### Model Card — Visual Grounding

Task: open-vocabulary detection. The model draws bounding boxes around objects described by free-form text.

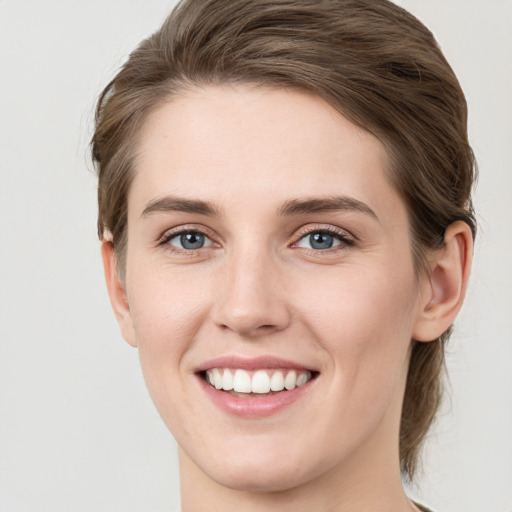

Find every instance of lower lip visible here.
[198,375,316,418]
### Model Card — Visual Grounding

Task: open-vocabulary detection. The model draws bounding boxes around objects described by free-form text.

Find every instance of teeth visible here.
[284,370,297,390]
[205,368,312,394]
[251,370,271,393]
[270,371,285,391]
[296,371,309,387]
[222,368,234,390]
[233,369,252,393]
[213,368,223,390]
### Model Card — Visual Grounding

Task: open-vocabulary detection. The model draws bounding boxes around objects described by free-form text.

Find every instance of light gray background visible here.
[0,1,510,511]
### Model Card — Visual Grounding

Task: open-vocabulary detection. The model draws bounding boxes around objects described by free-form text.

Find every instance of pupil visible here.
[181,233,204,250]
[310,232,333,250]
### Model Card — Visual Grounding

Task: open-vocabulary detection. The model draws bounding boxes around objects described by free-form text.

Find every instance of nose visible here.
[212,248,292,338]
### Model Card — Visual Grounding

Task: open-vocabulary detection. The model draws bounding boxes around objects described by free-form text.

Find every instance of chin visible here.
[213,468,308,494]
[198,450,323,494]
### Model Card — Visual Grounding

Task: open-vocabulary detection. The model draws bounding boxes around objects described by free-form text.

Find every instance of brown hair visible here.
[91,0,476,481]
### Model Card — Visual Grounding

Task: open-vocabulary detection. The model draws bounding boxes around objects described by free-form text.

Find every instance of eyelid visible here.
[291,224,355,251]
[158,224,220,250]
[293,224,354,241]
[156,223,355,255]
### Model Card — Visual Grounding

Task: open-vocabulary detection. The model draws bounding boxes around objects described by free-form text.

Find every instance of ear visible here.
[101,240,137,347]
[413,221,473,342]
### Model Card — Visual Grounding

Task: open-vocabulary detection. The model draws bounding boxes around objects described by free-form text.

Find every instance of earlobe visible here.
[101,241,137,347]
[413,221,473,342]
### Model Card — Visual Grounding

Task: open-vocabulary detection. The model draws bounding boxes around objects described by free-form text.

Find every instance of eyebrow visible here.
[140,194,378,221]
[141,196,221,218]
[277,195,378,221]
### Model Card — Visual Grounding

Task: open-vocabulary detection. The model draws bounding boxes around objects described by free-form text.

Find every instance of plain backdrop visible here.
[0,1,510,511]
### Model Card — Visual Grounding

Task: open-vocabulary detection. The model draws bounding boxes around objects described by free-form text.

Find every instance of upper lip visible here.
[195,355,318,373]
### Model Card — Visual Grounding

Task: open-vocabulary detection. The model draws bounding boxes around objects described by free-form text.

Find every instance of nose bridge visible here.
[213,241,290,336]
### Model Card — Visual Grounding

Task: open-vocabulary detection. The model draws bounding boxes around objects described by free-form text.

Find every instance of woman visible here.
[92,1,476,510]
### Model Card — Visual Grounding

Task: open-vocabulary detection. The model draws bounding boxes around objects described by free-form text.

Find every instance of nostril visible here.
[216,317,287,337]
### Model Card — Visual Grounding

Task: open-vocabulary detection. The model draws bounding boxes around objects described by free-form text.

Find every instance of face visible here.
[115,85,430,492]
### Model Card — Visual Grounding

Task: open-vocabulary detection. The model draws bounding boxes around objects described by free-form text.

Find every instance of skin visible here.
[102,85,472,512]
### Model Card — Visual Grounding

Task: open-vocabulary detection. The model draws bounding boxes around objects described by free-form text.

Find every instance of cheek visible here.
[128,258,208,337]
[288,263,419,456]
[125,264,209,385]
[295,260,418,384]
[125,267,213,438]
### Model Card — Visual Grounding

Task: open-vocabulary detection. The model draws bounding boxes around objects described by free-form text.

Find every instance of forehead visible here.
[130,85,403,224]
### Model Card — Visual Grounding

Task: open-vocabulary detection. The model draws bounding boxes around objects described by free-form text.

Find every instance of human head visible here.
[92,0,476,481]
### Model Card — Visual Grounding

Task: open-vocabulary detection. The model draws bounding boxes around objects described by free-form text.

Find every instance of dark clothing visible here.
[414,502,434,512]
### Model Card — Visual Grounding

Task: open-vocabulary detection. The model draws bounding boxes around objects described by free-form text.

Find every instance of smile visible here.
[196,356,319,417]
[205,368,313,395]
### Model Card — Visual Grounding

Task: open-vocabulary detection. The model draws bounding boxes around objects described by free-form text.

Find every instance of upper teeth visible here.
[205,368,312,394]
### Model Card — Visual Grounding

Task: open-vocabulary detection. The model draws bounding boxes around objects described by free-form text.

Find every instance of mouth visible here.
[195,356,319,417]
[201,367,317,396]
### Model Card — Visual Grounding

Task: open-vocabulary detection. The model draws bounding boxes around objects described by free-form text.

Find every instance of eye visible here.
[295,229,352,251]
[165,231,213,250]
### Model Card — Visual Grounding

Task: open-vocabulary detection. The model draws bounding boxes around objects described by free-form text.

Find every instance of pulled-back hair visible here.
[91,0,476,481]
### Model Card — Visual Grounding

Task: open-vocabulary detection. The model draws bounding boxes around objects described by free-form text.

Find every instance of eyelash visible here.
[292,225,355,254]
[158,226,217,256]
[158,225,355,255]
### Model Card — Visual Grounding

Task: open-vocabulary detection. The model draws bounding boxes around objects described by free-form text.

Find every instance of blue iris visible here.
[309,232,334,250]
[180,232,205,250]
